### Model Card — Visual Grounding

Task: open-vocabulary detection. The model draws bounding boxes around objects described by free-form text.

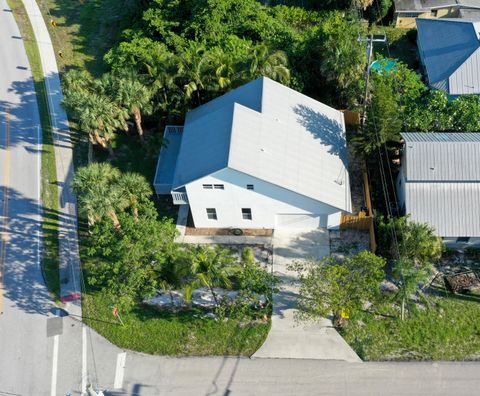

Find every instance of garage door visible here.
[275,214,327,230]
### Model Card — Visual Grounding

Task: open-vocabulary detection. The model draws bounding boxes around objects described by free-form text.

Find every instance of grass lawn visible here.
[38,0,134,75]
[7,0,60,302]
[340,294,480,361]
[83,289,271,356]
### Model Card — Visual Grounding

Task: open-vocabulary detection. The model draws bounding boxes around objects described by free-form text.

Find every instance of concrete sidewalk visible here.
[22,0,82,316]
[253,228,361,362]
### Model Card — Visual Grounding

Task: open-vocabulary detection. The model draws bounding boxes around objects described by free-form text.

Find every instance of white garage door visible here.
[275,214,327,230]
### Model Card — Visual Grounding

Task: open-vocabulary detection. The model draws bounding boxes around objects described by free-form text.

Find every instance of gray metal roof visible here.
[171,77,352,212]
[401,132,480,237]
[402,132,480,142]
[405,182,480,236]
[416,18,480,95]
[402,133,480,181]
[395,0,480,11]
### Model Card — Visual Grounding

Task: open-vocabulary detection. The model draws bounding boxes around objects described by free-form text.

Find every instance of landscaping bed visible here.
[83,290,270,356]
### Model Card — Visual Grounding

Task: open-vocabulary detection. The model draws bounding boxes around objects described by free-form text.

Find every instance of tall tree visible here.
[114,71,155,141]
[117,172,153,220]
[248,44,290,84]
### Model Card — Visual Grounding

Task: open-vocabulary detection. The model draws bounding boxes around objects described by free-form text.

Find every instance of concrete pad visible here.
[253,228,361,362]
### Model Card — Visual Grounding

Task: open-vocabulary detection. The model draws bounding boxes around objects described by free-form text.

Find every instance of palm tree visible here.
[177,42,213,106]
[145,53,183,115]
[114,74,154,141]
[248,44,291,84]
[191,246,235,306]
[72,162,121,194]
[393,257,433,321]
[76,184,127,229]
[77,93,128,159]
[61,69,93,94]
[117,172,152,220]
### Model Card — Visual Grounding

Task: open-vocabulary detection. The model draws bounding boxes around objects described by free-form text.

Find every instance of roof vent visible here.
[430,166,435,171]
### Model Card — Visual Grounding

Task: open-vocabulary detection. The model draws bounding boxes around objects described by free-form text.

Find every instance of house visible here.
[416,18,480,96]
[397,132,480,246]
[153,77,352,230]
[394,0,480,28]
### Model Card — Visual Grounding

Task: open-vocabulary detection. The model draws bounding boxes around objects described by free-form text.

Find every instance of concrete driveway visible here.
[253,228,361,361]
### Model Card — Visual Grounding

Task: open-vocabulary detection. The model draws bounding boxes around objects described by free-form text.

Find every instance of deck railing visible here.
[165,125,184,134]
[172,191,189,205]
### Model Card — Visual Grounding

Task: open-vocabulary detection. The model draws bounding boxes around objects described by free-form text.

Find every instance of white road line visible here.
[50,335,59,396]
[36,124,41,270]
[82,325,87,395]
[113,352,127,389]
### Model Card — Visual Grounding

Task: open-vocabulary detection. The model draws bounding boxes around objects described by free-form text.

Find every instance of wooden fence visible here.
[340,109,361,126]
[340,168,377,253]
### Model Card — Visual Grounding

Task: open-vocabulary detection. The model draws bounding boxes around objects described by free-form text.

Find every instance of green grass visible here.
[7,0,60,302]
[83,289,270,356]
[340,295,480,360]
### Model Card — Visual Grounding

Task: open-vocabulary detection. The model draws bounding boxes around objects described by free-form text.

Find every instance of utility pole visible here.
[357,34,387,126]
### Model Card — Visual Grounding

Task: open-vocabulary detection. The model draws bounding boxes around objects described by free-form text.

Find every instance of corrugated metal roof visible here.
[171,77,352,212]
[405,182,480,237]
[416,18,480,95]
[449,47,480,94]
[402,132,480,142]
[402,133,480,181]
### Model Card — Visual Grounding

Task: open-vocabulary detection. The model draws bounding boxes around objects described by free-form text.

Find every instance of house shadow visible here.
[293,104,348,167]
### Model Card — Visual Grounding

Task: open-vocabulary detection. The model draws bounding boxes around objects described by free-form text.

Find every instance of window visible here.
[206,208,217,220]
[202,184,213,189]
[242,208,252,220]
[213,184,224,190]
[246,184,254,190]
[456,237,470,243]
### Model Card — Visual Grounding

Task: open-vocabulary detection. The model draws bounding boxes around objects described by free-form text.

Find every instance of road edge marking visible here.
[50,309,60,396]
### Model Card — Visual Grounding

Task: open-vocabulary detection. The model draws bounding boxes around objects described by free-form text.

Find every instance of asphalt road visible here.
[0,3,52,394]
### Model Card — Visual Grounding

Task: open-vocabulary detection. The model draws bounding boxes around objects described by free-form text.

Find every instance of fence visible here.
[340,109,361,126]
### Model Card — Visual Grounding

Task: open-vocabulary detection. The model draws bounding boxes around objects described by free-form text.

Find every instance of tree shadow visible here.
[293,103,348,167]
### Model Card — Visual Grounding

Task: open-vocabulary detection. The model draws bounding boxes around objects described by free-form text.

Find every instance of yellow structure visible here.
[394,0,480,29]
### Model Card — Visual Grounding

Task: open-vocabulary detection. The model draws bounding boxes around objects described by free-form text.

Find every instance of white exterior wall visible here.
[185,168,343,229]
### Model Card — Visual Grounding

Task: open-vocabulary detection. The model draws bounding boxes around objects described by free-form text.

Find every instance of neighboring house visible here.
[416,18,480,96]
[397,132,480,247]
[153,77,352,230]
[394,0,480,28]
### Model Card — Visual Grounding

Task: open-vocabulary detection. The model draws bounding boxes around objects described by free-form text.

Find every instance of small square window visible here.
[242,208,252,220]
[203,184,213,189]
[206,208,217,220]
[246,184,254,190]
[214,184,224,190]
[456,237,470,243]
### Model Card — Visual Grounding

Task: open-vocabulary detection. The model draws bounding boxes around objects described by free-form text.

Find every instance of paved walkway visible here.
[22,0,81,316]
[253,228,361,361]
